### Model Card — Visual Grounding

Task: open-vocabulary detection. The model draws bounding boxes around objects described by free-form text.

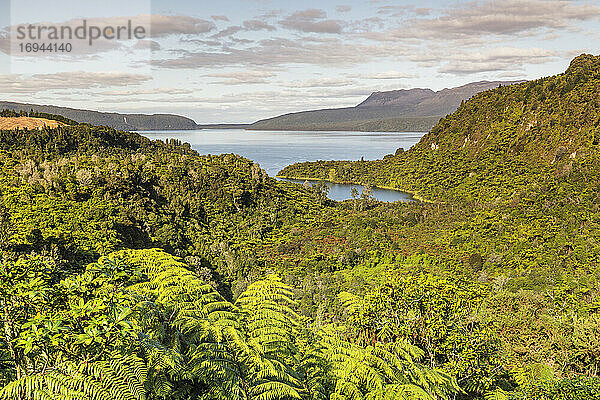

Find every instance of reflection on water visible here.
[278,178,414,203]
[139,129,426,177]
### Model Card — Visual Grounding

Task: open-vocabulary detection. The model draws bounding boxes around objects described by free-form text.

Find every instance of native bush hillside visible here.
[279,54,600,203]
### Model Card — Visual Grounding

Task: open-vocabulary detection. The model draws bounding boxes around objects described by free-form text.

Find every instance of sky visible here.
[0,0,599,123]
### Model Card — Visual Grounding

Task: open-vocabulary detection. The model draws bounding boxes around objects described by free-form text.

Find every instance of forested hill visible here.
[0,101,199,130]
[279,54,600,203]
[0,119,467,400]
[3,60,600,398]
[248,80,521,132]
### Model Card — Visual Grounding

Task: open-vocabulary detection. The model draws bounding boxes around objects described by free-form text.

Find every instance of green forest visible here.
[1,54,600,400]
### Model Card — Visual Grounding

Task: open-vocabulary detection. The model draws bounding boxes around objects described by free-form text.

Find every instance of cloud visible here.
[280,9,344,33]
[413,0,600,38]
[0,14,216,57]
[152,37,397,68]
[150,15,216,36]
[376,5,414,16]
[0,71,151,94]
[211,15,230,22]
[364,0,600,44]
[133,39,161,50]
[283,77,355,88]
[243,20,277,31]
[97,88,193,96]
[363,71,415,79]
[7,15,216,39]
[209,20,276,39]
[438,47,558,74]
[205,70,277,85]
[336,5,352,12]
[182,38,222,47]
[347,17,386,32]
[211,26,245,38]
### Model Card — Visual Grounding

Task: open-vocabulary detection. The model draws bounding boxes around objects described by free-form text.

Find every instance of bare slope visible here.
[0,116,66,130]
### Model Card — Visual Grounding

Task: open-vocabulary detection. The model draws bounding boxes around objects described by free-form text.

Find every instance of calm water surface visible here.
[139,129,425,202]
[279,178,415,202]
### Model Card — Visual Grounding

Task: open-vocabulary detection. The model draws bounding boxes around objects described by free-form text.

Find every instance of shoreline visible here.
[276,174,434,203]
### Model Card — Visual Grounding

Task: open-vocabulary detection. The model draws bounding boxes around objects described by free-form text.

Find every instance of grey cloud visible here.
[182,38,222,46]
[347,17,386,32]
[414,0,600,38]
[205,70,277,85]
[0,15,216,57]
[211,26,245,39]
[497,71,527,78]
[97,88,193,96]
[6,15,216,38]
[256,10,284,20]
[243,20,277,31]
[377,5,431,16]
[0,71,151,94]
[363,71,415,79]
[211,15,230,22]
[365,0,600,43]
[414,8,431,16]
[336,5,352,12]
[209,20,276,40]
[0,30,8,54]
[280,9,344,34]
[376,5,414,16]
[152,37,397,68]
[439,47,557,74]
[230,38,254,45]
[282,77,356,88]
[133,39,161,50]
[150,15,216,36]
[91,96,210,104]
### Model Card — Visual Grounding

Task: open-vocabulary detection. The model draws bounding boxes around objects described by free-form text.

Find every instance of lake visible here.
[139,129,426,202]
[278,178,415,202]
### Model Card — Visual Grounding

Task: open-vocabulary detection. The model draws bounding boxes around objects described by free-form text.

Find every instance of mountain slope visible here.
[249,80,522,132]
[0,101,198,130]
[279,54,600,202]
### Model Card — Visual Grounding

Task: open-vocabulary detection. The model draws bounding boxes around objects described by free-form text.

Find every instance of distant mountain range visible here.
[1,80,523,133]
[0,101,198,131]
[248,80,524,132]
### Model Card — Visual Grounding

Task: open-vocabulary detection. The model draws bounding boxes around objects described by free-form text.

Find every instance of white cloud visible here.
[0,71,151,93]
[364,71,415,79]
[439,47,558,74]
[283,77,356,88]
[211,15,230,22]
[410,0,600,39]
[205,70,277,85]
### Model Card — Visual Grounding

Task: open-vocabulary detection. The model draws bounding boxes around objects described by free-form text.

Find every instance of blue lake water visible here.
[278,178,415,202]
[139,129,426,202]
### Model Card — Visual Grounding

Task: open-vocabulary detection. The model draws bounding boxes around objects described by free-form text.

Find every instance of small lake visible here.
[139,129,425,202]
[279,178,415,203]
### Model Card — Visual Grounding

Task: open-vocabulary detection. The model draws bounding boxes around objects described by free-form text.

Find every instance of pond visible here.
[278,178,414,203]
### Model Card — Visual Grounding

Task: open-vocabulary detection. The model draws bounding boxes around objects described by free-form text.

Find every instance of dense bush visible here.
[1,55,600,399]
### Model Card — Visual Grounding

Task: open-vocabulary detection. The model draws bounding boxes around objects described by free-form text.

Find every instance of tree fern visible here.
[484,389,509,400]
[1,249,465,400]
[310,326,459,400]
[235,275,305,400]
[0,352,148,400]
[511,363,553,388]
